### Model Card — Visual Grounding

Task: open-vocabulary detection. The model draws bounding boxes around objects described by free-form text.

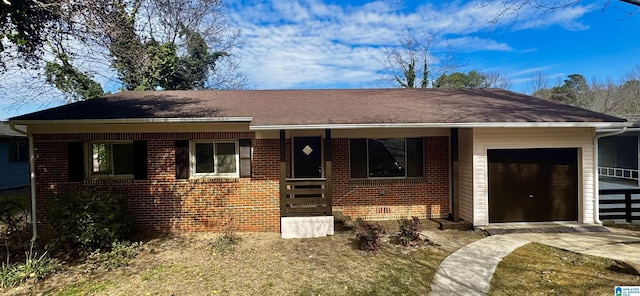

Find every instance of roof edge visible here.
[8,117,254,125]
[249,122,631,130]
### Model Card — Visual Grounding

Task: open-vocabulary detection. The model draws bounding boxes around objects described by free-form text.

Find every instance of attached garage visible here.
[488,148,578,223]
[457,127,603,226]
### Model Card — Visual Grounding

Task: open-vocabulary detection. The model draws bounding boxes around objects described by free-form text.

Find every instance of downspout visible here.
[593,127,627,224]
[9,123,37,243]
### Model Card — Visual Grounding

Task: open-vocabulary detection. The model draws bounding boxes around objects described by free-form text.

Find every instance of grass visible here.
[5,217,638,295]
[0,222,483,296]
[490,242,640,296]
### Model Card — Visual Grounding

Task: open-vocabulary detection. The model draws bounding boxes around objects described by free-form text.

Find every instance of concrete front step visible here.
[281,216,334,239]
[433,218,473,231]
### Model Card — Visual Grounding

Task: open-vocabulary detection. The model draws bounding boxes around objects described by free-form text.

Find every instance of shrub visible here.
[209,218,242,255]
[209,233,242,255]
[0,247,57,288]
[47,190,132,255]
[0,194,32,256]
[89,240,140,270]
[354,219,385,252]
[397,217,422,247]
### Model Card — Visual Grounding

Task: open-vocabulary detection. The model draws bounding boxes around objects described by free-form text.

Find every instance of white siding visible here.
[471,127,595,225]
[457,128,474,223]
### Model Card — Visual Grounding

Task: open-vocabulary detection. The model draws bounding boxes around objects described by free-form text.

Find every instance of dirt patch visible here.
[2,225,484,296]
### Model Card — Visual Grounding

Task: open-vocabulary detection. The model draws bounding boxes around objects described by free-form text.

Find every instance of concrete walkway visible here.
[430,230,640,296]
[429,235,529,296]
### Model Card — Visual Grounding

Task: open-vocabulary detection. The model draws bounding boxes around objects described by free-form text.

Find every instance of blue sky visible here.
[2,0,640,120]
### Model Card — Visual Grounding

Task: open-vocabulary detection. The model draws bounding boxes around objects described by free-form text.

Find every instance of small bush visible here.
[209,232,242,255]
[354,219,385,252]
[209,217,242,255]
[47,190,132,255]
[397,217,422,247]
[0,194,32,255]
[89,240,140,270]
[0,248,57,288]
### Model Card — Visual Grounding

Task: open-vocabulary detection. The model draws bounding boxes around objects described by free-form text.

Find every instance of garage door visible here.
[488,148,578,223]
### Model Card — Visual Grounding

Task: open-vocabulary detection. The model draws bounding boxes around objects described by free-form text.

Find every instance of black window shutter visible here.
[133,141,148,180]
[67,142,85,182]
[349,139,367,178]
[239,139,252,178]
[175,140,189,179]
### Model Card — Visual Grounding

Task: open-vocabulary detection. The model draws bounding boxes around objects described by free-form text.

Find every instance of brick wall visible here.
[33,132,280,237]
[331,136,450,220]
[33,132,450,237]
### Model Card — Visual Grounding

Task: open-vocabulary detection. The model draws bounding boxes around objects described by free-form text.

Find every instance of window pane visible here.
[18,142,28,162]
[349,139,367,178]
[112,143,135,175]
[92,144,112,174]
[406,138,424,177]
[216,143,237,174]
[195,143,214,173]
[368,139,405,177]
[8,142,18,162]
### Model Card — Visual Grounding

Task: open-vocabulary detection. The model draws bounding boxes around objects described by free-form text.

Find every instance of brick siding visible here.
[33,133,280,238]
[33,132,450,237]
[331,136,450,220]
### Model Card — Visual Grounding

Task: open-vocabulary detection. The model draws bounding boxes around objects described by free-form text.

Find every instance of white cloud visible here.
[441,37,513,52]
[227,0,593,89]
[510,65,560,77]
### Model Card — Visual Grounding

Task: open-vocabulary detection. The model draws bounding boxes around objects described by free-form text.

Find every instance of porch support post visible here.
[280,130,287,217]
[451,128,460,222]
[325,129,333,216]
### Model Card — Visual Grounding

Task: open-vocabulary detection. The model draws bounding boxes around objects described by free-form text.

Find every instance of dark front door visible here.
[293,137,322,178]
[488,148,578,223]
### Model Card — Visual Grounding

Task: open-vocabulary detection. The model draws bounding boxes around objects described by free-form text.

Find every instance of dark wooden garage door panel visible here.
[488,149,578,223]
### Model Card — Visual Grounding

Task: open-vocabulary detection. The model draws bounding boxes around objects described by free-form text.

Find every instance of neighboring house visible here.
[0,123,29,190]
[8,89,627,238]
[598,115,640,187]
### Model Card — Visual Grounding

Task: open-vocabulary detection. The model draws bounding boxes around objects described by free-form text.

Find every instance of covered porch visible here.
[279,129,335,238]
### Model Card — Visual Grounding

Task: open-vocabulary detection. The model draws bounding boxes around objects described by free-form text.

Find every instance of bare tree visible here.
[587,77,622,114]
[619,66,640,113]
[528,71,550,97]
[528,67,640,116]
[385,31,433,88]
[478,0,640,27]
[384,31,465,88]
[483,71,512,89]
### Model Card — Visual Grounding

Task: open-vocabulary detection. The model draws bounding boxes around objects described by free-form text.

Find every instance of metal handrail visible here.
[598,166,639,180]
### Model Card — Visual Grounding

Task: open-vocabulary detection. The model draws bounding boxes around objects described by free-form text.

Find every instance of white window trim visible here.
[349,138,424,180]
[85,141,135,179]
[189,140,240,179]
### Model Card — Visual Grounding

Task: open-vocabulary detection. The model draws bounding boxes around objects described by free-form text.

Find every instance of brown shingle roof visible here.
[10,88,625,126]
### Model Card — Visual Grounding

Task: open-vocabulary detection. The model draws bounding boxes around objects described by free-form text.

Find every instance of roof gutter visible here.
[9,117,254,125]
[250,122,629,130]
[8,124,37,244]
[593,127,628,225]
